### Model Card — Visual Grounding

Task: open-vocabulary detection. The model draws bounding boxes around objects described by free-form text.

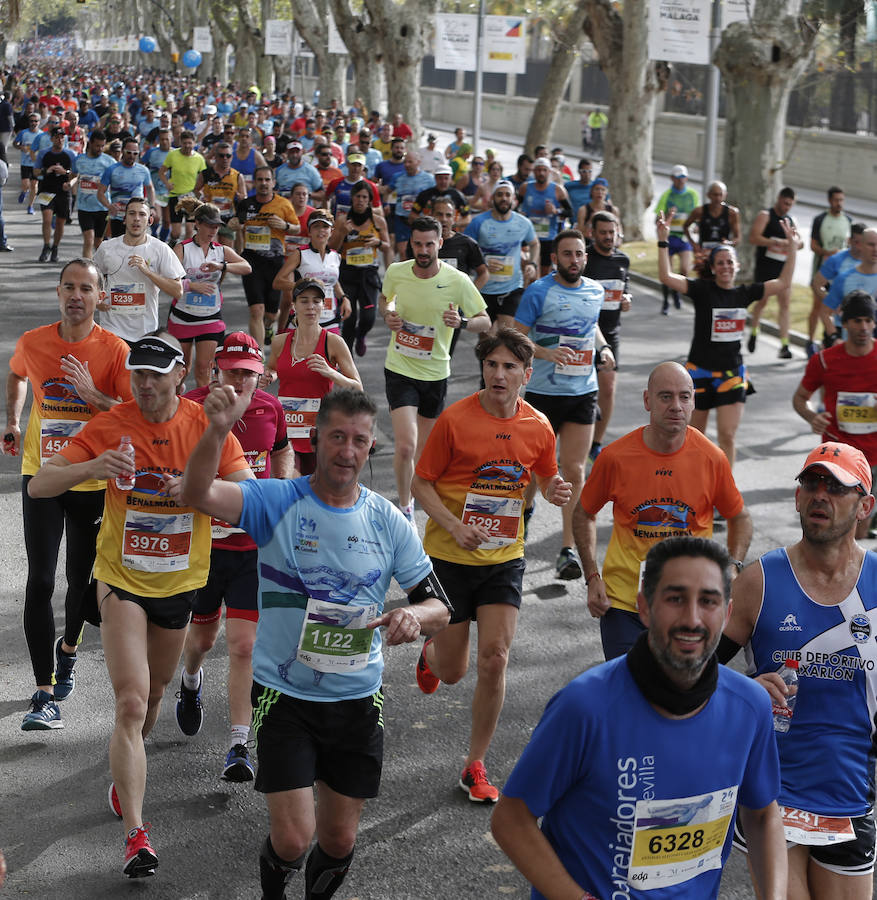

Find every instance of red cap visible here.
[215,331,264,373]
[797,442,872,493]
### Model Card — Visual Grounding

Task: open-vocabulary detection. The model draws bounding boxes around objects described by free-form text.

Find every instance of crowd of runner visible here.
[2,55,877,900]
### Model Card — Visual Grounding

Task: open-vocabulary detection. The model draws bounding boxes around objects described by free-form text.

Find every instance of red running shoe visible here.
[123,823,158,878]
[415,639,440,694]
[459,761,499,803]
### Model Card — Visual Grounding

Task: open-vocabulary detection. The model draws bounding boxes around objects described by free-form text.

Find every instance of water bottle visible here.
[772,659,799,733]
[115,435,136,490]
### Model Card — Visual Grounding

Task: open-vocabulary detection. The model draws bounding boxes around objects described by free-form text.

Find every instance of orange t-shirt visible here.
[415,393,557,565]
[579,426,744,613]
[10,323,132,489]
[61,397,248,596]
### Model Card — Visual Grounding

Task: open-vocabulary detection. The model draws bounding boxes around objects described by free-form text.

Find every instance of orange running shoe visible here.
[123,823,158,878]
[459,760,499,803]
[415,639,440,694]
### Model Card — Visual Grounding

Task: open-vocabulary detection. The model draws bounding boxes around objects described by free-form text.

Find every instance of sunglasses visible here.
[798,473,866,497]
[216,153,232,158]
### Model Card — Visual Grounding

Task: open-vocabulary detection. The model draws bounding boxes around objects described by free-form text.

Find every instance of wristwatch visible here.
[730,558,745,573]
[457,315,468,331]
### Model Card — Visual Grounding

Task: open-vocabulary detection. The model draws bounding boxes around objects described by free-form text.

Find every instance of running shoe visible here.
[459,761,499,803]
[27,205,35,215]
[50,246,59,263]
[673,292,681,310]
[108,782,122,818]
[747,332,757,353]
[38,246,50,262]
[355,335,367,357]
[53,637,77,701]
[806,341,820,359]
[123,824,158,878]
[660,300,669,316]
[21,689,63,730]
[175,671,204,736]
[0,244,13,252]
[555,546,583,581]
[222,743,255,782]
[18,191,25,203]
[778,345,792,359]
[415,639,440,694]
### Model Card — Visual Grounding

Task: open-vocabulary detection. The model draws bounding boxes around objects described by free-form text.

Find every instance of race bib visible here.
[78,176,100,197]
[400,194,415,213]
[462,492,522,549]
[599,279,625,312]
[109,282,146,313]
[394,321,436,359]
[212,195,232,213]
[554,335,594,376]
[627,786,738,890]
[37,191,56,205]
[765,246,788,262]
[711,307,746,342]
[346,246,377,267]
[122,510,193,572]
[40,418,85,464]
[285,233,309,253]
[441,256,459,269]
[530,216,550,238]
[836,392,877,434]
[486,254,514,282]
[780,806,856,846]
[179,289,221,316]
[245,226,271,252]
[296,597,377,673]
[280,396,320,440]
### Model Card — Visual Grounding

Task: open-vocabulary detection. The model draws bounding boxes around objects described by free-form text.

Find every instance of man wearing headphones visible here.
[180,386,451,900]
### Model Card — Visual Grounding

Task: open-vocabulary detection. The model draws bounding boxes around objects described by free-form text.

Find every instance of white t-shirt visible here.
[93,234,186,341]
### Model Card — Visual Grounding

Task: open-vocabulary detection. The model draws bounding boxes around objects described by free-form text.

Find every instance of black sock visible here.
[305,843,354,900]
[661,284,669,303]
[259,836,304,900]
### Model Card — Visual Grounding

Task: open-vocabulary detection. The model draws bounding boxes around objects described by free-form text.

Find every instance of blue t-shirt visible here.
[465,211,536,295]
[520,181,562,242]
[274,161,322,196]
[819,248,858,284]
[73,152,117,212]
[749,548,877,817]
[374,159,406,196]
[31,131,56,160]
[101,161,152,218]
[392,171,436,238]
[13,127,41,158]
[239,477,432,702]
[824,267,877,312]
[516,275,604,396]
[142,147,170,196]
[503,657,779,900]
[566,178,597,220]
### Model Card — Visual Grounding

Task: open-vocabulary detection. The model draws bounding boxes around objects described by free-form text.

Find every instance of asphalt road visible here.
[0,162,867,899]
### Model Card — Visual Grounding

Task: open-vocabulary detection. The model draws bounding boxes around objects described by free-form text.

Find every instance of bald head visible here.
[647,361,692,394]
[644,362,695,441]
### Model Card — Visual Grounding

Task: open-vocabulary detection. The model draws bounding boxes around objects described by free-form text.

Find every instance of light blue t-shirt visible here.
[240,477,432,702]
[392,171,436,238]
[101,161,152,219]
[503,658,780,900]
[819,248,857,283]
[274,161,323,196]
[516,275,604,396]
[824,267,877,312]
[520,181,562,242]
[73,152,117,212]
[465,211,536,295]
[142,147,170,196]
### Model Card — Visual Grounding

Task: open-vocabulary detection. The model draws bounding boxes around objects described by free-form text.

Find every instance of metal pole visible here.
[472,0,485,156]
[290,22,297,97]
[701,0,722,187]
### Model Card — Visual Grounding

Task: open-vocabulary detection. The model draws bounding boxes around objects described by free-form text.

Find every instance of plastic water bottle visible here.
[115,435,136,490]
[772,659,799,733]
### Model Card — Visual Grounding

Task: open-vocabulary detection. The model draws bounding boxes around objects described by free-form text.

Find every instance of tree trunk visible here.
[329,0,387,111]
[582,0,670,240]
[363,0,437,141]
[524,13,588,156]
[714,0,818,273]
[290,0,347,105]
[829,1,858,133]
[234,20,258,86]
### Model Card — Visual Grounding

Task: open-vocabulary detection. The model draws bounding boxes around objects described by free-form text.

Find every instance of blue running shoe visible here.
[175,671,203,736]
[53,637,77,701]
[222,744,255,782]
[21,689,63,730]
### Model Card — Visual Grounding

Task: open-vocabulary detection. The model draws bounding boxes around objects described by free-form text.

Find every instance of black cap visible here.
[841,290,877,322]
[126,336,185,373]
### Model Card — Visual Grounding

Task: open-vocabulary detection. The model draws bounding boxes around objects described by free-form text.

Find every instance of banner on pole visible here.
[265,19,292,56]
[483,16,527,74]
[434,14,476,70]
[193,26,213,54]
[648,0,711,64]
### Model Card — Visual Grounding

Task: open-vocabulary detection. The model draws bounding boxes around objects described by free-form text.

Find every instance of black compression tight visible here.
[21,476,104,685]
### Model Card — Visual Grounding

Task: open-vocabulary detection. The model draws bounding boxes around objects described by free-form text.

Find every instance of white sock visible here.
[230,725,250,748]
[182,667,202,690]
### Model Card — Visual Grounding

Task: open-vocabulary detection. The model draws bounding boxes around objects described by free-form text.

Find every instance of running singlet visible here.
[60,398,248,596]
[381,260,486,382]
[801,343,877,462]
[240,477,432,701]
[754,208,795,276]
[276,329,336,453]
[465,211,536,295]
[170,239,225,327]
[185,386,287,551]
[516,274,604,396]
[502,657,779,900]
[297,246,342,328]
[584,248,631,336]
[698,205,732,248]
[415,393,557,566]
[685,279,764,371]
[10,323,132,487]
[579,426,743,613]
[749,548,877,817]
[200,166,241,221]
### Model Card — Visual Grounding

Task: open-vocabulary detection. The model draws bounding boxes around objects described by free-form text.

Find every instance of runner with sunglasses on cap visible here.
[27,331,252,879]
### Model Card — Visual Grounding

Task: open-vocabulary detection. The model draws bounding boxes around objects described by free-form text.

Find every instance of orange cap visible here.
[797,442,872,493]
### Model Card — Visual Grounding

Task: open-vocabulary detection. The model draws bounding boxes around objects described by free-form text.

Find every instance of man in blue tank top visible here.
[492,536,785,900]
[722,442,877,897]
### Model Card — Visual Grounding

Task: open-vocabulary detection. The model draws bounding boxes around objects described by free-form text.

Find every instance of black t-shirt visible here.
[584,248,630,333]
[406,232,484,276]
[38,149,74,193]
[412,186,469,217]
[686,279,764,370]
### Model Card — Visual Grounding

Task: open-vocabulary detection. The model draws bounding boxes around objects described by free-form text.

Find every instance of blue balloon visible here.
[139,35,157,53]
[182,49,202,68]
